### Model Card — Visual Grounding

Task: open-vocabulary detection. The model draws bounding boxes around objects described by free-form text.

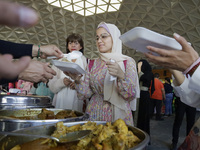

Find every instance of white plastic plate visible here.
[51,60,86,74]
[9,88,21,93]
[119,27,182,56]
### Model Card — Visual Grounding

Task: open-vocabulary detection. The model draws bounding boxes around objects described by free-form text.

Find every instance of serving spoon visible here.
[0,130,91,143]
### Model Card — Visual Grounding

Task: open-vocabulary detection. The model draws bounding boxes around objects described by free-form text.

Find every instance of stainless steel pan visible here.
[0,95,53,110]
[0,121,149,150]
[0,108,88,131]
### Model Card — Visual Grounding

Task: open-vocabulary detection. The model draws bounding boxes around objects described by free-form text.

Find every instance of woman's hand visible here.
[69,82,75,90]
[63,77,72,87]
[106,61,125,79]
[64,72,82,84]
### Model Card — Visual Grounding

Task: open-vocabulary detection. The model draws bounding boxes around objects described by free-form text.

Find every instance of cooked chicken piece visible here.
[102,138,112,150]
[112,133,127,150]
[37,108,55,120]
[126,130,141,148]
[113,119,128,134]
[65,124,81,133]
[11,145,21,150]
[80,121,97,131]
[55,110,77,119]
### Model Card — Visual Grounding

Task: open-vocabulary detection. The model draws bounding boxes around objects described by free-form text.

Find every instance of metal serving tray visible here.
[0,121,149,150]
[0,95,53,110]
[0,108,88,132]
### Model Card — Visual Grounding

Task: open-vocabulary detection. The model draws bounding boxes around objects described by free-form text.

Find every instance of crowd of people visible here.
[1,0,200,150]
[64,22,140,125]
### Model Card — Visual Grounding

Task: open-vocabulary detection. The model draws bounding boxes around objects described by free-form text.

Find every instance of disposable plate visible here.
[51,60,86,74]
[119,27,182,56]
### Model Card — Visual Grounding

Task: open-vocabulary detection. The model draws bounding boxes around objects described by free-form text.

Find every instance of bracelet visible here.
[186,61,200,77]
[37,45,40,58]
[183,57,200,74]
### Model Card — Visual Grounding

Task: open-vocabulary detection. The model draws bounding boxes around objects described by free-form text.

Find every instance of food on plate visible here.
[60,57,71,62]
[8,108,77,120]
[11,119,141,150]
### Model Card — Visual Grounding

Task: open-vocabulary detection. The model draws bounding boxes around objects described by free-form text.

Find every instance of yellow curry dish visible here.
[11,119,141,150]
[8,108,77,120]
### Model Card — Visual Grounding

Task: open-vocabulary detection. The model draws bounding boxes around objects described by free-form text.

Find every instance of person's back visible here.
[151,78,164,100]
[137,59,154,137]
[150,73,165,120]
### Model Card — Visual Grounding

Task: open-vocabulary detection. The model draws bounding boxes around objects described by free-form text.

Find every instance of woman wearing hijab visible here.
[65,22,139,126]
[137,59,155,136]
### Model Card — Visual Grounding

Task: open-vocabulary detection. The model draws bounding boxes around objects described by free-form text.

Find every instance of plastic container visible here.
[51,60,86,74]
[119,27,182,56]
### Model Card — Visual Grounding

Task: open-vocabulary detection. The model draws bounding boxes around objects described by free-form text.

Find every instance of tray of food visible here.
[0,119,149,150]
[119,27,182,56]
[0,108,89,132]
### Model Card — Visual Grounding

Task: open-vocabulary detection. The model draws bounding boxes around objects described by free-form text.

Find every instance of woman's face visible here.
[96,27,113,53]
[67,40,82,52]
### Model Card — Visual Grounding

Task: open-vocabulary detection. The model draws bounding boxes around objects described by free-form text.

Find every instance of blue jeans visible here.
[164,93,173,115]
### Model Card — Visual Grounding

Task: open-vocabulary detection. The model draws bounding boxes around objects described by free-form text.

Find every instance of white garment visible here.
[172,66,200,108]
[48,55,87,112]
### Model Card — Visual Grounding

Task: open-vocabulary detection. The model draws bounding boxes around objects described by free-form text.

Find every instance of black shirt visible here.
[164,83,173,94]
[0,40,33,84]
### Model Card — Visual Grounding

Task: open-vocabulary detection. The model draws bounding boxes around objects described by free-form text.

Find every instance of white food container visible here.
[119,27,182,56]
[51,60,86,74]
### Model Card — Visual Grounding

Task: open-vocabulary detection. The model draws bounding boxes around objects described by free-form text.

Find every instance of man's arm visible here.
[0,40,33,58]
[0,40,64,59]
[170,69,185,86]
[171,69,200,108]
[145,33,199,72]
[188,66,200,94]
